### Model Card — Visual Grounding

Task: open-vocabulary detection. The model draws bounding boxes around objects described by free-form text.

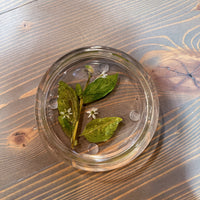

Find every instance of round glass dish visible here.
[35,46,159,172]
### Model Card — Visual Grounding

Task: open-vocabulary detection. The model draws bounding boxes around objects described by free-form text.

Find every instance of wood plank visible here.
[0,0,37,15]
[2,98,200,199]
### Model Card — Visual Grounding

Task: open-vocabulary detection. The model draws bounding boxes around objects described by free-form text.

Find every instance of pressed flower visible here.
[66,108,72,118]
[61,108,73,119]
[100,70,108,78]
[86,107,99,119]
[95,70,108,80]
[57,64,120,148]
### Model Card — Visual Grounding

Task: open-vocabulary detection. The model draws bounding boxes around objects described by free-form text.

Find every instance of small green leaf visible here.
[58,116,72,137]
[58,81,79,136]
[80,117,122,143]
[83,73,118,104]
[75,83,83,98]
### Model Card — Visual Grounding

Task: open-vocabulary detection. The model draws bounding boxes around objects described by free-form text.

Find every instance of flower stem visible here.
[71,70,92,148]
[71,98,83,148]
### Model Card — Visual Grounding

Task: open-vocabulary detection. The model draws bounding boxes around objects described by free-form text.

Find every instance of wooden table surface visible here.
[1,0,200,199]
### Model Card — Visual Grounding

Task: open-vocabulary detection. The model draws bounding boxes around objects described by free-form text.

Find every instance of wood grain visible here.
[1,0,200,199]
[0,0,37,15]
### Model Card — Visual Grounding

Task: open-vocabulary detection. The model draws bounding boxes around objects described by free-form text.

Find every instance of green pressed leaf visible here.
[80,117,122,143]
[58,116,72,137]
[83,73,118,104]
[75,83,83,98]
[58,81,79,136]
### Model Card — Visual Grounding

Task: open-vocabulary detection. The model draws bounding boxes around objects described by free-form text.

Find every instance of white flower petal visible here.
[100,70,108,78]
[92,114,96,119]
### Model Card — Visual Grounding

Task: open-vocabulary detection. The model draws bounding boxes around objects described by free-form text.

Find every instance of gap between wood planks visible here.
[0,0,38,16]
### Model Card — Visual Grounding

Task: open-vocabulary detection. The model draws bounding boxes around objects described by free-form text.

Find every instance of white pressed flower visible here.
[61,108,73,118]
[95,70,108,80]
[100,70,108,78]
[86,107,98,119]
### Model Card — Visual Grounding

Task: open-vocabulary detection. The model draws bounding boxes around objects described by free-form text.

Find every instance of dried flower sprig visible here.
[57,65,122,148]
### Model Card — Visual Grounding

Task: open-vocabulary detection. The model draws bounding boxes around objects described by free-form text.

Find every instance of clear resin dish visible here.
[35,46,159,171]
